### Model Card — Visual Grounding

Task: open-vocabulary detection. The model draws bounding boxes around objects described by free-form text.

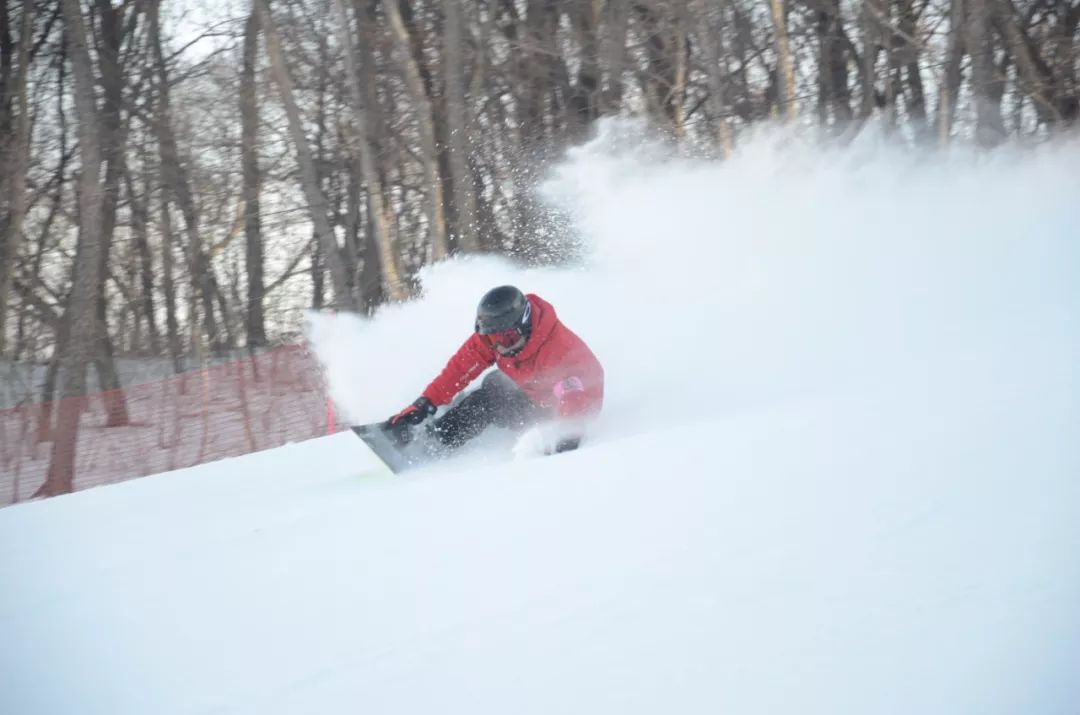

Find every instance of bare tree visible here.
[635,3,686,131]
[39,0,108,497]
[149,0,229,354]
[124,162,162,354]
[968,0,1007,145]
[896,0,929,141]
[241,6,267,347]
[601,0,632,112]
[996,0,1079,128]
[383,0,449,260]
[257,0,359,311]
[158,187,185,373]
[566,1,604,130]
[814,0,853,125]
[91,0,132,426]
[769,0,798,122]
[0,2,33,356]
[333,0,406,305]
[442,0,480,253]
[937,0,966,141]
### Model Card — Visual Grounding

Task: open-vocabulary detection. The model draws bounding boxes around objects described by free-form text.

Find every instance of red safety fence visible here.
[0,345,338,506]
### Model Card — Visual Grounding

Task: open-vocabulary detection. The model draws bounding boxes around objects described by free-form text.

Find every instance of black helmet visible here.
[475,285,532,356]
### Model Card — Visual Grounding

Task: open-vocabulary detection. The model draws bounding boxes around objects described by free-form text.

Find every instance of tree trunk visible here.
[936,0,966,143]
[672,4,689,142]
[0,2,11,177]
[94,292,129,425]
[336,0,406,304]
[816,0,853,124]
[93,327,129,427]
[442,0,480,253]
[994,0,1068,125]
[158,196,184,374]
[310,232,325,309]
[565,1,603,134]
[729,4,758,120]
[600,0,632,113]
[882,0,899,130]
[769,0,797,122]
[0,2,32,357]
[356,178,383,312]
[696,0,735,156]
[858,0,879,119]
[149,0,227,354]
[1053,4,1079,124]
[968,0,1006,146]
[90,0,130,427]
[40,0,107,497]
[213,273,237,350]
[240,7,267,347]
[36,324,66,442]
[0,0,13,282]
[256,0,358,310]
[515,0,556,157]
[125,166,161,354]
[397,0,457,257]
[382,0,449,261]
[896,0,929,142]
[635,3,683,130]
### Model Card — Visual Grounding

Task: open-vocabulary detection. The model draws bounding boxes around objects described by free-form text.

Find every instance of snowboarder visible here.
[383,286,604,454]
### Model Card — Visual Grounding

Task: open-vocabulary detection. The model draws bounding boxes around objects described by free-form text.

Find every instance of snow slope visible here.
[2,124,1079,713]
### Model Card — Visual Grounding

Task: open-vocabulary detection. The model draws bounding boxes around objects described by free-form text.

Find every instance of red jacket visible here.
[422,294,604,418]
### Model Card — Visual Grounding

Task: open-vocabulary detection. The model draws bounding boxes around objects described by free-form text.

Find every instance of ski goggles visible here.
[479,328,526,354]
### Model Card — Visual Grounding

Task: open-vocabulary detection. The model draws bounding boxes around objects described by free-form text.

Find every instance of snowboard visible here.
[352,419,581,475]
[350,423,442,474]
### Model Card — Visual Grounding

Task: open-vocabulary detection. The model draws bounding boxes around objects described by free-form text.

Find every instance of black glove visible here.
[384,396,436,445]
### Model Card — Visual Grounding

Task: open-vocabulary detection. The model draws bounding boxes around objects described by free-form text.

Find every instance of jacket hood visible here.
[512,294,557,362]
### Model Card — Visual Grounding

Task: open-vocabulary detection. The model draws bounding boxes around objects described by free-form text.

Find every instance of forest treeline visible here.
[0,0,1076,491]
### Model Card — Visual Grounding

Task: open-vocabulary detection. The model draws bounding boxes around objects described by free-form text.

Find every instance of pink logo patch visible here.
[553,376,585,400]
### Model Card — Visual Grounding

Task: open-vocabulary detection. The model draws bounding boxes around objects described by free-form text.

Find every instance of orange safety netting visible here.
[0,345,338,506]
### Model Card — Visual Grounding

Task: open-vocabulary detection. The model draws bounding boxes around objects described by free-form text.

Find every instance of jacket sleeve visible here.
[421,334,496,407]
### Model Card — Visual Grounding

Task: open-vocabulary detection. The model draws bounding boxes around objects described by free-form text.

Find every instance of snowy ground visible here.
[2,124,1078,713]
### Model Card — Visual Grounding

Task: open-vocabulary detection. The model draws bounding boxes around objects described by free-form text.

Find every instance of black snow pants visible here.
[430,370,547,449]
